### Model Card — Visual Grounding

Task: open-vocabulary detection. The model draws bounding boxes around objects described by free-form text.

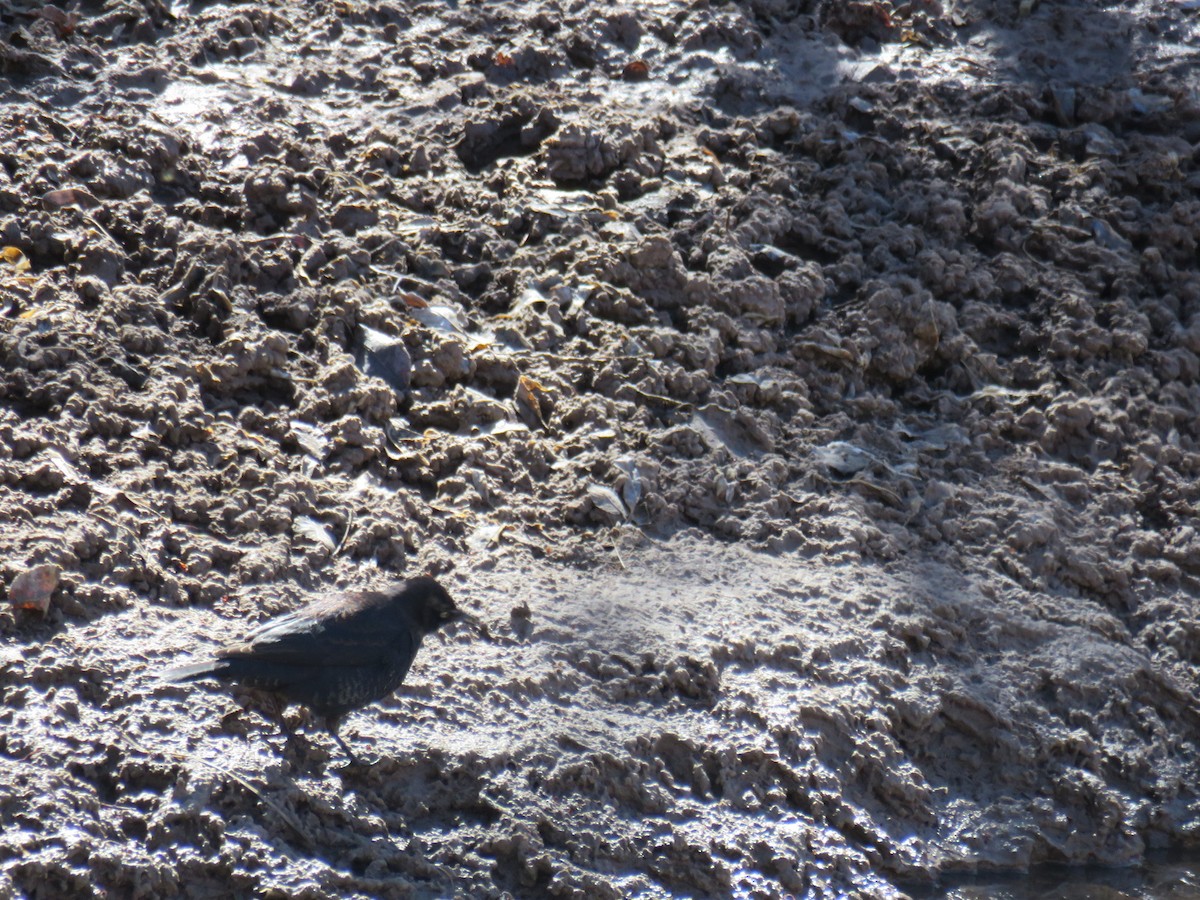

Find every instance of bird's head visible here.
[404,576,484,636]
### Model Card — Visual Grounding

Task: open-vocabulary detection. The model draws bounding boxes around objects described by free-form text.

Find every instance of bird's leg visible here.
[326,716,359,766]
[257,693,300,747]
[271,695,295,738]
[332,732,359,766]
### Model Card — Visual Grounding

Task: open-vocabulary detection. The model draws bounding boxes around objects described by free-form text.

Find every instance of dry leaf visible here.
[501,287,551,319]
[42,187,99,210]
[614,455,642,513]
[515,375,548,427]
[474,418,529,437]
[293,516,337,552]
[394,216,437,237]
[289,420,329,459]
[467,522,508,552]
[1,246,31,274]
[357,326,412,395]
[794,340,855,362]
[564,284,593,318]
[9,564,61,614]
[526,189,600,218]
[587,484,628,521]
[410,305,466,335]
[621,59,650,81]
[813,441,874,477]
[45,448,81,483]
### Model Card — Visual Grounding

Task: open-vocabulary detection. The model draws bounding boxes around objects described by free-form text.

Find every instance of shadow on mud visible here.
[907,849,1200,899]
[726,0,1147,112]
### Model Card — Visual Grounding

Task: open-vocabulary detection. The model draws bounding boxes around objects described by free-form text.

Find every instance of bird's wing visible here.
[218,592,418,669]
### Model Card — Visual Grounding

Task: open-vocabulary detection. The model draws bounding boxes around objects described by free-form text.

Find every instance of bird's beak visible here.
[453,610,494,641]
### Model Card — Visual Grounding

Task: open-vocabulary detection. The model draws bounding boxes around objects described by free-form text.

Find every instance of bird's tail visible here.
[159,660,226,683]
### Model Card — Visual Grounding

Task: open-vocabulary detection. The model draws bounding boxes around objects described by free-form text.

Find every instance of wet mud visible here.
[2,0,1200,896]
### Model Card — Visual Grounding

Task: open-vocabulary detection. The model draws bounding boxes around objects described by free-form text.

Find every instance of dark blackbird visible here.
[163,576,479,761]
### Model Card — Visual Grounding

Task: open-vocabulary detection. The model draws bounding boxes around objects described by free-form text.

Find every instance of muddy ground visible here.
[1,0,1200,896]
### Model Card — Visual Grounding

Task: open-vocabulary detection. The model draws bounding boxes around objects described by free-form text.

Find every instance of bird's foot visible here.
[328,732,388,770]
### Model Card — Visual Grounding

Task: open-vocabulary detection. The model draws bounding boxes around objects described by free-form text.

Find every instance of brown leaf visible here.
[1,246,31,274]
[42,187,99,210]
[621,59,650,81]
[515,375,548,427]
[9,564,61,614]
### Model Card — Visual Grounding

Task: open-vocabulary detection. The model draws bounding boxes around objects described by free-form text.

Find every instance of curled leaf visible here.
[42,187,99,210]
[621,59,650,81]
[502,287,551,319]
[1,246,31,274]
[588,484,628,521]
[613,455,642,513]
[515,375,548,428]
[563,284,594,318]
[9,564,61,614]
